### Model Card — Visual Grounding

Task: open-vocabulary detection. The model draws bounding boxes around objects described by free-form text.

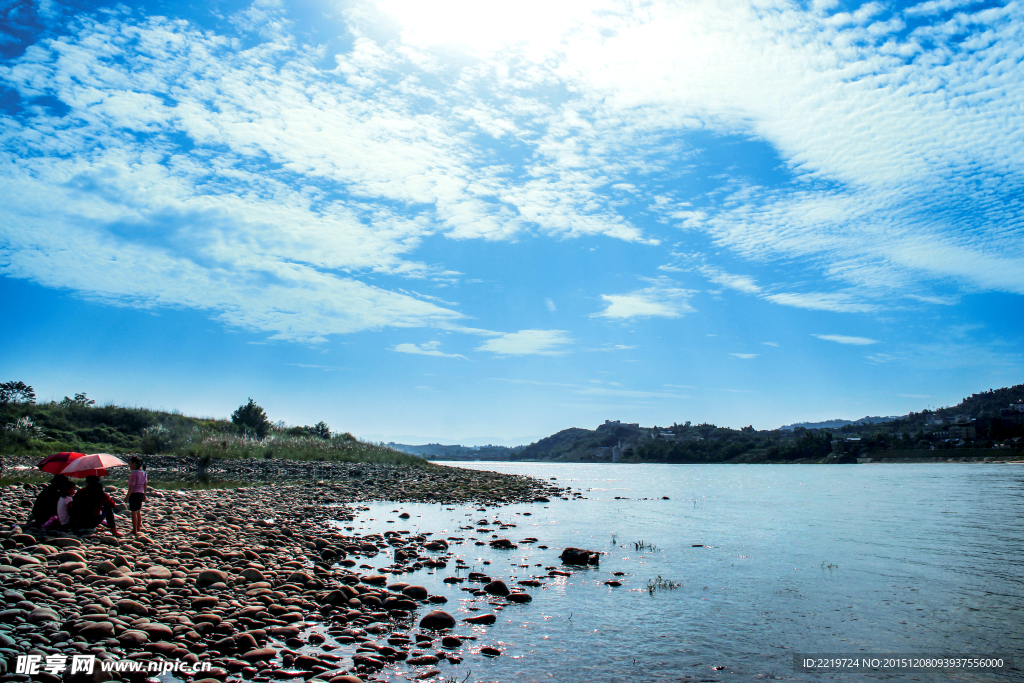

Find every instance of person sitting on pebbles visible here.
[42,480,77,531]
[71,475,122,537]
[127,456,148,535]
[30,473,70,529]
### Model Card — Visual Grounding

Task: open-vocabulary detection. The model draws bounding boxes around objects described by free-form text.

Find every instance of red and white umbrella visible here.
[59,453,129,478]
[37,452,88,475]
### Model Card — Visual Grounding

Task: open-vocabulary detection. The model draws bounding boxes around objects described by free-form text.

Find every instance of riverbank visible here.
[0,463,573,683]
[0,455,564,503]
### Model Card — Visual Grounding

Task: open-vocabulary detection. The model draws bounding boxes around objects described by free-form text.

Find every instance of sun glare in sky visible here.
[378,0,603,54]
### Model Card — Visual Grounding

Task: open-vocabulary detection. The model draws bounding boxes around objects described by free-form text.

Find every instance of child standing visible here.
[127,456,148,535]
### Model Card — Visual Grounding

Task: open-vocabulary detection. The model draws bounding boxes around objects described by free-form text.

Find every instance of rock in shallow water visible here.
[419,610,456,630]
[559,547,601,565]
[464,614,497,625]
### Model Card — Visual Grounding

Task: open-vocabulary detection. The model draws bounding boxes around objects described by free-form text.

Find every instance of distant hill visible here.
[386,442,520,460]
[779,415,902,431]
[931,384,1024,419]
[517,422,643,461]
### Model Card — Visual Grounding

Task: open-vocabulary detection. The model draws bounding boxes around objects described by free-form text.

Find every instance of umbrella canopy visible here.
[37,452,88,475]
[60,453,129,478]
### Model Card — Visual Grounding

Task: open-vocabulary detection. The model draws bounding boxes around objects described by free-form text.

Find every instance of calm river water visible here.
[335,462,1023,682]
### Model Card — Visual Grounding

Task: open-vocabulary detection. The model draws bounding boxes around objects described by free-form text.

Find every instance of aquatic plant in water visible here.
[646,575,681,595]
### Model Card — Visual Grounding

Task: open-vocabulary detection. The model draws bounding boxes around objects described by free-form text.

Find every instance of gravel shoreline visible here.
[0,461,570,683]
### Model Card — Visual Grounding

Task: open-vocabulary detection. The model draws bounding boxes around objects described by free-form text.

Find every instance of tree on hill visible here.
[60,392,95,408]
[0,381,36,405]
[231,398,271,439]
[309,421,331,439]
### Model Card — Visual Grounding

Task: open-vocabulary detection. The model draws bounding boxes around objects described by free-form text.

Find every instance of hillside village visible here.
[393,384,1024,464]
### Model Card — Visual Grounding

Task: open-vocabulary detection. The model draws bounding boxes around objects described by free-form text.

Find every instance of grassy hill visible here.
[0,395,424,466]
[934,384,1024,419]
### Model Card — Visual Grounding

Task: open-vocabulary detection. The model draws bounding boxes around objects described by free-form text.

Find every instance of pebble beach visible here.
[0,459,574,683]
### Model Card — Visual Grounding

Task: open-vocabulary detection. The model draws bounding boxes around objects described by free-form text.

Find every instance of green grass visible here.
[0,401,426,467]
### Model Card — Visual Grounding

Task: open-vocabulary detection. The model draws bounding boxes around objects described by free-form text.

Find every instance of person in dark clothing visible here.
[71,475,121,537]
[31,474,70,528]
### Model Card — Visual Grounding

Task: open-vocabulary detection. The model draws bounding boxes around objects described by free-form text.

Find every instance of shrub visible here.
[231,398,271,439]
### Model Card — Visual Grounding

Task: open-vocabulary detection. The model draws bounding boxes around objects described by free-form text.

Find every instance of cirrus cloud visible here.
[813,334,879,345]
[392,341,466,359]
[594,279,697,319]
[476,330,573,356]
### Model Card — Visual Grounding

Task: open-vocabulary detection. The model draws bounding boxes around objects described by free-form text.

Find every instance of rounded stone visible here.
[115,599,149,616]
[464,614,497,625]
[418,610,456,630]
[402,585,428,600]
[146,565,172,580]
[240,568,264,583]
[239,647,277,663]
[192,596,219,610]
[197,569,228,587]
[78,621,115,639]
[117,629,149,646]
[483,580,510,597]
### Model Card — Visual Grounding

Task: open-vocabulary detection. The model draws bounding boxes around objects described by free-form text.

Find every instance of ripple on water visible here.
[323,462,1023,682]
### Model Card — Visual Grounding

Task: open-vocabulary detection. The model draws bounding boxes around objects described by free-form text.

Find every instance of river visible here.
[338,462,1023,682]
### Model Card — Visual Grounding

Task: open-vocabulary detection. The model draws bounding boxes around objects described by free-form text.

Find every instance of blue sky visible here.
[1,0,1022,444]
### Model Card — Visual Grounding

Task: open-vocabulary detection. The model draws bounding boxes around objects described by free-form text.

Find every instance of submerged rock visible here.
[559,547,600,565]
[419,610,457,630]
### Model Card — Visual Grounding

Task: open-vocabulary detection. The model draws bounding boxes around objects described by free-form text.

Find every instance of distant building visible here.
[948,422,976,440]
[1009,401,1024,413]
[612,441,623,463]
[831,437,860,454]
[602,419,640,429]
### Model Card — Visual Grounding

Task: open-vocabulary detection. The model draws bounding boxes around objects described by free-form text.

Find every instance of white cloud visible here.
[287,363,347,370]
[813,334,879,345]
[552,0,1024,299]
[545,298,557,312]
[763,292,878,314]
[594,278,697,319]
[4,0,1024,346]
[905,294,958,306]
[487,376,688,398]
[393,341,466,358]
[698,266,762,294]
[730,353,759,359]
[476,330,573,355]
[487,378,578,387]
[587,344,637,352]
[578,387,689,399]
[0,8,659,343]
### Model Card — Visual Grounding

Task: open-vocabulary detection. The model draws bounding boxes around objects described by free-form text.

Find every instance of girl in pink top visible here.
[127,456,148,535]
